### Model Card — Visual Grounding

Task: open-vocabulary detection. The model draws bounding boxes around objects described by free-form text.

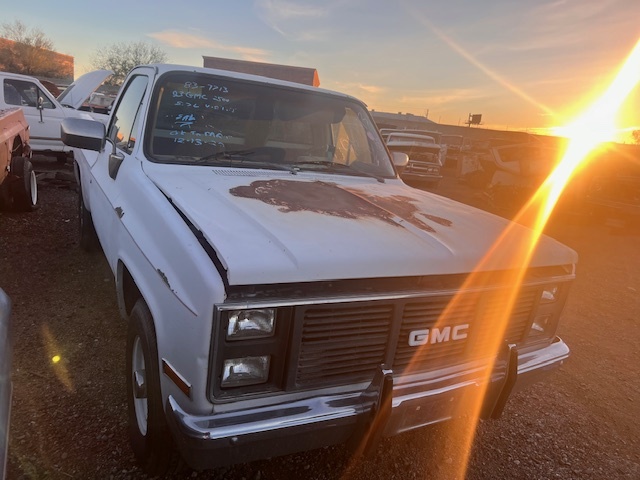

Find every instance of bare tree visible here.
[632,130,640,145]
[0,19,67,77]
[91,41,168,85]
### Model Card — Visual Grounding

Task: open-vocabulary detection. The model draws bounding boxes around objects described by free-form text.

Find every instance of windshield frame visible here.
[143,71,397,179]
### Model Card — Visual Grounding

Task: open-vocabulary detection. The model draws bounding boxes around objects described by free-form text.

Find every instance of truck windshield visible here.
[145,72,396,178]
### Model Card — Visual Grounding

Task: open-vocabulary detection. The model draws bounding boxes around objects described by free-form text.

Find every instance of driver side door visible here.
[89,73,150,268]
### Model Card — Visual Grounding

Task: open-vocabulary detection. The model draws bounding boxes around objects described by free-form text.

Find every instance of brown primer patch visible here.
[347,190,453,229]
[229,179,452,232]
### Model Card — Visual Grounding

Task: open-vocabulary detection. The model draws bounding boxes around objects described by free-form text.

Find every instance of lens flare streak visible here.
[433,38,640,479]
[41,324,75,393]
[343,36,640,479]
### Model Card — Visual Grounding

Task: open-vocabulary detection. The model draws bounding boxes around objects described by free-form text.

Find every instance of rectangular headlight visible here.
[529,314,553,337]
[226,308,275,340]
[540,285,559,304]
[528,284,565,339]
[221,356,270,388]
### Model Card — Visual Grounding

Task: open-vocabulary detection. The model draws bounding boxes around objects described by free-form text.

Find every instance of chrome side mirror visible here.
[391,151,409,174]
[60,117,106,151]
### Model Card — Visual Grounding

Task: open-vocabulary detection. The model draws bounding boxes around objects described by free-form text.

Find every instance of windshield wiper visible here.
[191,149,296,174]
[290,160,385,183]
[195,149,256,163]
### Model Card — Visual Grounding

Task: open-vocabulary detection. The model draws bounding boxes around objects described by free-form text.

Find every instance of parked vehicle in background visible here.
[0,69,112,163]
[78,92,116,115]
[579,142,640,223]
[441,134,470,154]
[380,128,448,167]
[62,63,575,476]
[0,288,12,480]
[379,127,398,141]
[417,130,448,166]
[482,138,640,222]
[386,132,443,186]
[0,107,37,211]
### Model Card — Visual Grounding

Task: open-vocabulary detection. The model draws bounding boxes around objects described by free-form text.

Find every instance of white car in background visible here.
[0,69,112,162]
[386,132,444,186]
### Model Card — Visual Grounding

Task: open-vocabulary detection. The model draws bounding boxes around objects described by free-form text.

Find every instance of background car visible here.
[0,69,112,163]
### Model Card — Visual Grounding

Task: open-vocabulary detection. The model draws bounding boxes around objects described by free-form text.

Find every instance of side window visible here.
[108,75,148,154]
[3,79,55,108]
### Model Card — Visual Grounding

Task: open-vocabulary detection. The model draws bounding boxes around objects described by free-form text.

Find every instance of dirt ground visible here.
[1,160,639,479]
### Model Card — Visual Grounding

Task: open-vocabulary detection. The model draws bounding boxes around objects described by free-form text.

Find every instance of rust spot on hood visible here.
[346,188,453,229]
[229,179,452,232]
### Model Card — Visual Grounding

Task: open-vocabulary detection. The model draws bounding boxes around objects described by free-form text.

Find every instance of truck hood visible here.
[57,69,113,110]
[143,163,577,286]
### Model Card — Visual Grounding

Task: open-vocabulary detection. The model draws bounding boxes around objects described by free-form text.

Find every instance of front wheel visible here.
[10,156,38,211]
[126,299,181,476]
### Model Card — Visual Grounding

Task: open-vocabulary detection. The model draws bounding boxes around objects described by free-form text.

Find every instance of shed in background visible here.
[203,56,320,87]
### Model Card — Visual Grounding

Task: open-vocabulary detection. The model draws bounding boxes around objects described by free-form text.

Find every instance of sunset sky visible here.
[4,0,640,138]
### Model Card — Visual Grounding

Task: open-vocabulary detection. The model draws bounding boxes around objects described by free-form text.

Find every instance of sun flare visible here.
[42,324,75,392]
[342,39,640,480]
[432,38,640,479]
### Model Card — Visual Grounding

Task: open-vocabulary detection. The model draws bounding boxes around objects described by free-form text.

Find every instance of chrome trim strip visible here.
[217,274,575,310]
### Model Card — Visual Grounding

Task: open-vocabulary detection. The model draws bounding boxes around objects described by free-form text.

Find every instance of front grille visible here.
[295,303,393,387]
[393,293,479,372]
[407,161,439,173]
[393,287,538,373]
[293,286,539,387]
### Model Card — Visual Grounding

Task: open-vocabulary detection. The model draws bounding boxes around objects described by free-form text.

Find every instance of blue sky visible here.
[4,0,640,136]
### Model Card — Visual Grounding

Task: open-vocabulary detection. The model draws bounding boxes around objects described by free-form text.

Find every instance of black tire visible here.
[126,299,181,476]
[77,189,100,252]
[10,156,38,211]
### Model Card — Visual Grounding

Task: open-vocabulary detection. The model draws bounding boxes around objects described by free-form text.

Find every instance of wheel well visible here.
[118,261,143,318]
[12,137,24,157]
[73,160,81,191]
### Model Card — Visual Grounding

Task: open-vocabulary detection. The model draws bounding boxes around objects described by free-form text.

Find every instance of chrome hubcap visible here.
[131,336,148,435]
[29,170,37,205]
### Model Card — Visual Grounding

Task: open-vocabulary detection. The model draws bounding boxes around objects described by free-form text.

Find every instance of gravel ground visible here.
[1,163,639,479]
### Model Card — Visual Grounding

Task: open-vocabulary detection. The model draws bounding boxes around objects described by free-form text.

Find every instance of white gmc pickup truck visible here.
[61,64,575,475]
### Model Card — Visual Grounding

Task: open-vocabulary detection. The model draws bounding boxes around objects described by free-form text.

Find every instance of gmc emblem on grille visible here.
[408,324,469,346]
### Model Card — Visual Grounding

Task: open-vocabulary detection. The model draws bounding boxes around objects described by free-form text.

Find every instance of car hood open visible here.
[143,163,577,287]
[57,69,113,110]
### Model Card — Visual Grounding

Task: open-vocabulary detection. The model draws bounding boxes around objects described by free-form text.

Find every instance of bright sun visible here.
[344,38,640,479]
[440,38,640,480]
[528,38,640,230]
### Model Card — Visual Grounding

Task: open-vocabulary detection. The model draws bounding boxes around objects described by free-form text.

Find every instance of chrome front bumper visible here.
[167,337,570,470]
